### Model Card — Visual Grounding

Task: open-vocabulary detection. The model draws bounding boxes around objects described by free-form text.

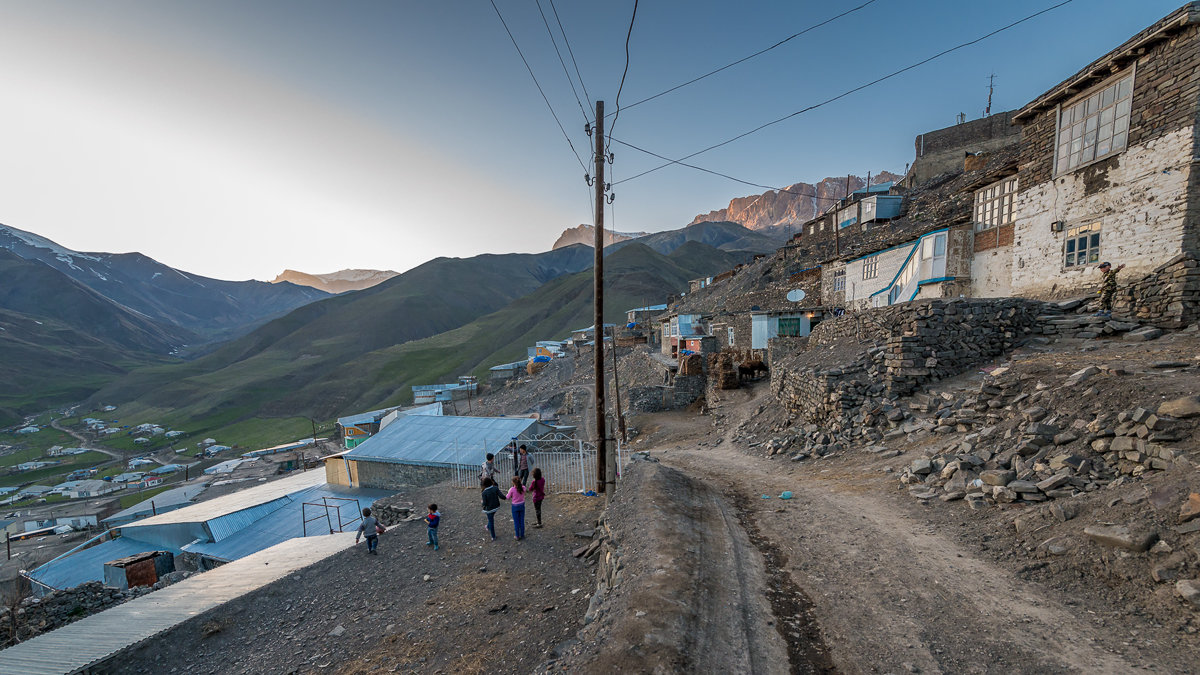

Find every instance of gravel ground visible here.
[100,484,602,675]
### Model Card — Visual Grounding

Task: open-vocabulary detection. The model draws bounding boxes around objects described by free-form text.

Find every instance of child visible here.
[425,503,441,550]
[516,445,531,486]
[530,468,546,528]
[356,507,381,554]
[500,476,526,540]
[481,478,501,541]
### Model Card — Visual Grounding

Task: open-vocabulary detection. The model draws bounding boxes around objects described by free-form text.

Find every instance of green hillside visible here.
[84,245,597,436]
[86,242,741,445]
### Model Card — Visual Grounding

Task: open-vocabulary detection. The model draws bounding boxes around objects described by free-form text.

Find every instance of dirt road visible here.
[49,419,123,462]
[639,384,1190,674]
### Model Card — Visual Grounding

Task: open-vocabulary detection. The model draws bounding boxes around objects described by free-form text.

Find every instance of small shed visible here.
[102,550,175,590]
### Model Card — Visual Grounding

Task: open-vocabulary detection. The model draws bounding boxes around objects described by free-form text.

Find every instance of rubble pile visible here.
[894,369,1199,507]
[707,352,739,390]
[0,575,194,646]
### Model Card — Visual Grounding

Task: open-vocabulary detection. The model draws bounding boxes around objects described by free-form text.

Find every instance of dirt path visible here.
[642,385,1162,674]
[49,418,123,461]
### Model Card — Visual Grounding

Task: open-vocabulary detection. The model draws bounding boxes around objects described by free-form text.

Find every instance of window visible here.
[974,178,1018,232]
[727,327,735,346]
[778,316,807,337]
[1064,222,1101,267]
[832,268,846,292]
[863,257,878,280]
[1056,73,1133,173]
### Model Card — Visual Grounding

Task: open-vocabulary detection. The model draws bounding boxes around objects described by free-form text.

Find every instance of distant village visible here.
[2,5,1200,670]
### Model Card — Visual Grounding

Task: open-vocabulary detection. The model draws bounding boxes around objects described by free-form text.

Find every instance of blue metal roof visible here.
[28,536,181,591]
[336,407,399,428]
[489,360,529,371]
[346,415,541,467]
[626,304,668,313]
[103,484,208,525]
[852,181,894,195]
[182,484,392,561]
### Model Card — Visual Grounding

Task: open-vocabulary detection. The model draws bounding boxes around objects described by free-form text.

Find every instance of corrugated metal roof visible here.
[204,496,293,542]
[626,304,668,312]
[27,536,181,591]
[346,415,539,467]
[336,406,400,428]
[183,483,393,561]
[102,484,208,525]
[489,360,528,371]
[119,470,323,529]
[0,532,358,675]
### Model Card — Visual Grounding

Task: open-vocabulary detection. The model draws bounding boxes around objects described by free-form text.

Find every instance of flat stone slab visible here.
[1084,525,1157,552]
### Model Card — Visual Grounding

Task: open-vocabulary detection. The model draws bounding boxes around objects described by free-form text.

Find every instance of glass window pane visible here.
[1089,249,1100,263]
[1090,233,1100,248]
[1085,116,1097,133]
[1117,78,1131,99]
[1097,122,1113,140]
[1116,99,1131,117]
[1065,252,1075,266]
[934,235,946,256]
[1113,130,1127,150]
[1100,107,1114,126]
[1101,87,1115,108]
[1097,138,1112,156]
[1114,116,1128,134]
[1066,239,1075,253]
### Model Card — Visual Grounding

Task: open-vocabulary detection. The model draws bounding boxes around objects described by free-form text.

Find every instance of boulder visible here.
[1180,493,1200,524]
[1159,396,1200,419]
[1083,525,1157,552]
[980,469,1016,486]
[1175,579,1200,608]
[1123,326,1163,341]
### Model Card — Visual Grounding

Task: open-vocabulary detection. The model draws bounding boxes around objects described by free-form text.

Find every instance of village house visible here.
[995,2,1200,326]
[489,359,529,383]
[411,376,477,405]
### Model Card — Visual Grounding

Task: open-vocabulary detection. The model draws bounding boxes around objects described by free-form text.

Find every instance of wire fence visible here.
[449,440,626,494]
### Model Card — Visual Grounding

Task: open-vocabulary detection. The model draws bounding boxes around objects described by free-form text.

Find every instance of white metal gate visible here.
[449,439,625,493]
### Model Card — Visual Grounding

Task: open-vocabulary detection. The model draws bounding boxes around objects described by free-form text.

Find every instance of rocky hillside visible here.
[690,171,903,231]
[552,224,646,250]
[270,268,398,294]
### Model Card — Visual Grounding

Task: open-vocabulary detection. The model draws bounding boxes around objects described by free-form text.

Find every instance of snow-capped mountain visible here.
[0,223,329,341]
[271,268,398,294]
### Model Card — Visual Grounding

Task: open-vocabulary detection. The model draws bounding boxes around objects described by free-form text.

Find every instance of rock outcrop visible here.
[552,224,645,250]
[690,171,903,232]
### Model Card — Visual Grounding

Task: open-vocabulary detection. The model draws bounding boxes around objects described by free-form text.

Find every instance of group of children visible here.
[354,446,546,554]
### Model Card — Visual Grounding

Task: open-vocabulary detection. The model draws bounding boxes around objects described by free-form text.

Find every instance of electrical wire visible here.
[608,136,848,205]
[606,0,638,151]
[549,0,592,107]
[535,0,591,123]
[613,0,1076,186]
[605,0,881,120]
[489,0,589,172]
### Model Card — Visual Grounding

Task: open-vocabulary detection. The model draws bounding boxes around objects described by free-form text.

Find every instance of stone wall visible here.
[910,111,1020,185]
[1115,254,1200,327]
[771,299,1047,429]
[354,460,455,491]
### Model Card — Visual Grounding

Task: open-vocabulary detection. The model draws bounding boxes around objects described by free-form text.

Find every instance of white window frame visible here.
[1054,69,1134,175]
[1063,221,1101,268]
[862,257,878,280]
[727,327,735,346]
[832,268,846,292]
[973,177,1018,232]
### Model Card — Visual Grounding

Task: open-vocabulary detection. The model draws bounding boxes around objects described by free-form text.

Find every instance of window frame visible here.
[862,256,878,280]
[832,268,846,292]
[1063,221,1102,268]
[1053,67,1135,176]
[727,327,735,346]
[973,177,1018,233]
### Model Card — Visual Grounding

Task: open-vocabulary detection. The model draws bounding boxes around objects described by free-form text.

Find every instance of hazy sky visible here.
[0,0,1182,280]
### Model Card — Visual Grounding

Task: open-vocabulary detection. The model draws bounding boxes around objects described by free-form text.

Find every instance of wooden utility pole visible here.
[592,100,609,495]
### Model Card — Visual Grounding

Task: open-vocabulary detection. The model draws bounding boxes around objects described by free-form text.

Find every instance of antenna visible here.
[985,73,996,117]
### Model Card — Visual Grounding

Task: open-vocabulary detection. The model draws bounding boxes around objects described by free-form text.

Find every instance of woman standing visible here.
[500,475,527,540]
[480,478,501,541]
[530,468,547,528]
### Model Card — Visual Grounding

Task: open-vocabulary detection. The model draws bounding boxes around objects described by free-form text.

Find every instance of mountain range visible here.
[552,224,647,250]
[271,268,398,294]
[689,171,904,232]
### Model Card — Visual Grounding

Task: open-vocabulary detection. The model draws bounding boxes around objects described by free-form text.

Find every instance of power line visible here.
[534,0,591,123]
[489,0,588,173]
[613,0,1076,186]
[549,0,591,106]
[606,0,639,150]
[607,136,848,205]
[606,0,881,120]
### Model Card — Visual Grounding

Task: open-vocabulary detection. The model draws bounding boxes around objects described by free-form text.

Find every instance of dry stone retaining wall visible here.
[771,299,1048,429]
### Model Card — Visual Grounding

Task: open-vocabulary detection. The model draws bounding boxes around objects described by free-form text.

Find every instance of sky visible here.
[0,0,1185,281]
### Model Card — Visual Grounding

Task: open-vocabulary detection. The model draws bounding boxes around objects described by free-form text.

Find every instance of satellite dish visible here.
[786,289,807,302]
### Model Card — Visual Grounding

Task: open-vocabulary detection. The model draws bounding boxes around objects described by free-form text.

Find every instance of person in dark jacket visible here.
[480,478,501,541]
[355,507,381,554]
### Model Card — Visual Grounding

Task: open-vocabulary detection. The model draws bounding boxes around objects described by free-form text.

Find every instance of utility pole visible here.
[985,73,996,117]
[610,326,626,443]
[592,100,609,495]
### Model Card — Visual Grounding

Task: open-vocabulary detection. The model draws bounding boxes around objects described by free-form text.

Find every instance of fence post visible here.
[577,441,586,493]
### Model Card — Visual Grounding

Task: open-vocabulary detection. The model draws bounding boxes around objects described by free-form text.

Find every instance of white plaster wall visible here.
[845,243,916,309]
[1010,126,1193,297]
[970,248,1013,297]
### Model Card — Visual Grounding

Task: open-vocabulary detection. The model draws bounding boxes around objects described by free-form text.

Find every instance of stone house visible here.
[993,3,1200,320]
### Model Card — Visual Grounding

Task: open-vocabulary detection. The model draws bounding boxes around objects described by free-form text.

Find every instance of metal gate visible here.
[449,438,625,493]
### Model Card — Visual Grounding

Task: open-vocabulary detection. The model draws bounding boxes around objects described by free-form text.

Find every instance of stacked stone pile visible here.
[0,578,192,645]
[707,352,739,390]
[1116,254,1200,328]
[895,373,1199,508]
